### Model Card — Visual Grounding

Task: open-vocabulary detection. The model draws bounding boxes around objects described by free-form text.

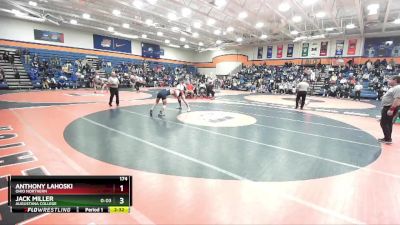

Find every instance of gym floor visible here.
[1,88,399,224]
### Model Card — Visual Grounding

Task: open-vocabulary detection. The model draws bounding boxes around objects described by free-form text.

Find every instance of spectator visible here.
[354,82,363,101]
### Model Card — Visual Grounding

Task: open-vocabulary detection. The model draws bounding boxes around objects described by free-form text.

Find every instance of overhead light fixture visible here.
[165,39,170,44]
[171,26,180,32]
[207,18,216,26]
[278,3,290,12]
[181,8,191,17]
[169,44,180,48]
[145,19,153,25]
[122,23,130,28]
[192,32,199,38]
[368,10,378,15]
[70,19,77,25]
[141,34,147,38]
[214,29,221,35]
[28,1,37,6]
[114,32,138,39]
[168,12,177,21]
[157,31,163,36]
[316,11,326,18]
[12,9,26,16]
[290,30,299,35]
[146,0,157,4]
[193,21,202,28]
[325,27,334,31]
[222,31,227,35]
[238,11,248,19]
[82,13,90,19]
[214,0,227,8]
[132,0,144,8]
[255,22,264,28]
[227,26,234,32]
[393,18,400,24]
[260,34,268,39]
[108,26,114,32]
[112,9,121,16]
[292,15,302,23]
[184,44,189,48]
[346,23,356,29]
[199,42,204,46]
[216,40,222,44]
[180,37,186,42]
[302,0,318,6]
[236,37,243,42]
[367,3,379,11]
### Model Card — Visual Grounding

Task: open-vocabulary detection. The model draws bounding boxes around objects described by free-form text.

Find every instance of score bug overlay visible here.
[8,176,132,213]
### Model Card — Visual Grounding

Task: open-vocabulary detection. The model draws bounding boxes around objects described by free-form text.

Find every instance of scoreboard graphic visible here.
[8,176,132,213]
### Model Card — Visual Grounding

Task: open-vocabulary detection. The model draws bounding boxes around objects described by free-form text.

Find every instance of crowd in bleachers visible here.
[220,59,399,100]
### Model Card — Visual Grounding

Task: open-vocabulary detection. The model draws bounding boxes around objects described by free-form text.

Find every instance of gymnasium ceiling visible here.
[0,0,399,51]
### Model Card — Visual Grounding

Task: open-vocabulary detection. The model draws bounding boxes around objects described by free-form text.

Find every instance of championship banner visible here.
[267,46,273,58]
[310,42,319,57]
[335,40,344,56]
[347,39,357,55]
[320,41,328,56]
[93,34,132,53]
[34,29,64,43]
[257,47,263,59]
[277,44,283,58]
[287,44,294,57]
[301,43,309,57]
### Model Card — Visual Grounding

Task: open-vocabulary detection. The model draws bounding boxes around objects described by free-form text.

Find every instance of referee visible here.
[295,79,310,110]
[108,72,120,107]
[378,75,400,144]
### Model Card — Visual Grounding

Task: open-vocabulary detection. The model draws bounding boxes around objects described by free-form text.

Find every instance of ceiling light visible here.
[214,0,227,8]
[145,19,153,25]
[181,8,191,17]
[146,0,157,4]
[302,0,318,6]
[28,1,37,6]
[236,37,243,42]
[192,32,199,38]
[141,34,147,38]
[255,22,264,28]
[108,26,114,32]
[260,34,268,39]
[199,42,204,46]
[222,31,227,35]
[368,10,378,15]
[207,18,216,26]
[227,26,234,32]
[290,30,299,35]
[122,23,130,28]
[346,23,356,29]
[367,3,379,11]
[70,19,77,25]
[216,40,222,44]
[169,44,180,48]
[82,13,90,19]
[165,39,170,44]
[114,32,138,39]
[393,18,400,24]
[292,15,302,23]
[168,12,177,21]
[157,31,163,36]
[193,21,202,28]
[171,27,180,32]
[238,11,248,19]
[132,0,144,8]
[214,29,221,35]
[180,37,186,42]
[325,27,334,31]
[278,3,290,12]
[316,11,326,18]
[184,44,189,48]
[112,9,121,16]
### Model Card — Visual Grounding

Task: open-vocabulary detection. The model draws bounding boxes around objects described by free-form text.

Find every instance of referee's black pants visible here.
[296,91,307,109]
[380,106,398,141]
[109,87,119,105]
